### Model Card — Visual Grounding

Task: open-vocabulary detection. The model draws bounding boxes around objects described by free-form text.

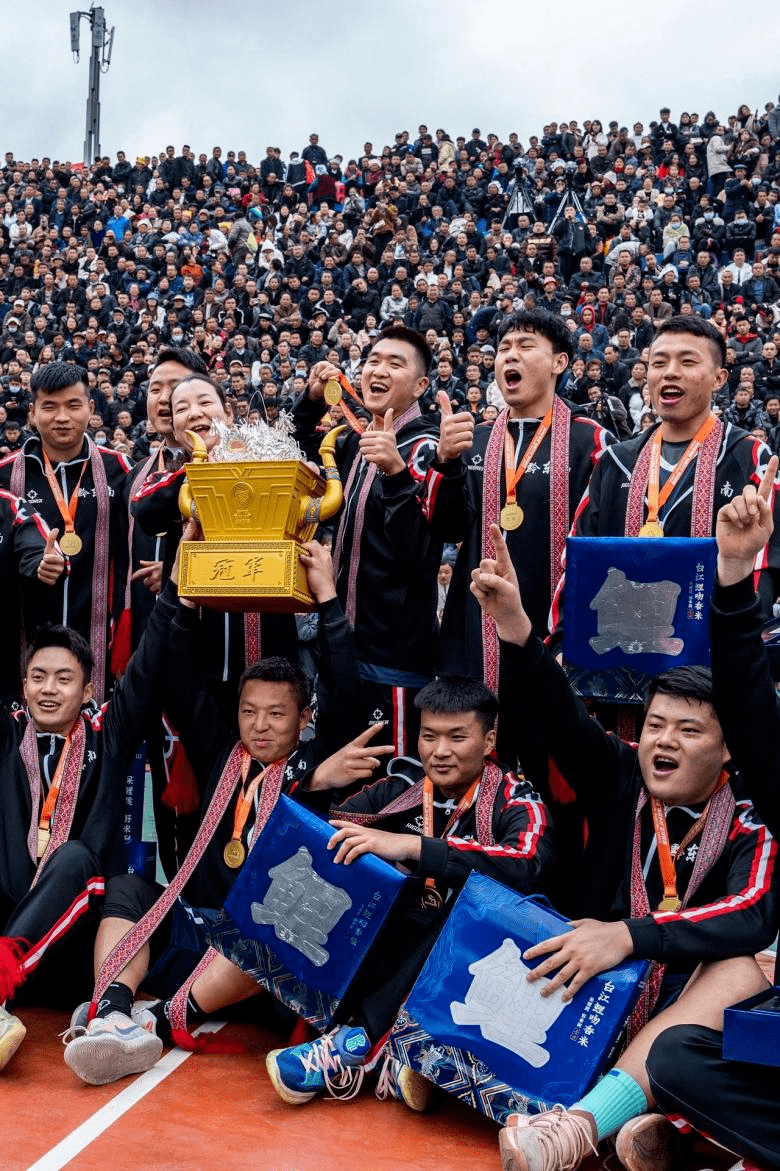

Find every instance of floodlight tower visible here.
[70,6,115,165]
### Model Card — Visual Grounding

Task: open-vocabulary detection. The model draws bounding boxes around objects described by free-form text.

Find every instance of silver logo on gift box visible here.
[251,846,352,967]
[450,938,567,1067]
[589,568,683,656]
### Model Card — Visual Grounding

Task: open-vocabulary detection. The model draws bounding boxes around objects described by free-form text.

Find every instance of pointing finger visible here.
[759,455,778,504]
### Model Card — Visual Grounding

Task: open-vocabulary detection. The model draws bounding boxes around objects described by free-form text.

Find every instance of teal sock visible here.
[572,1068,648,1141]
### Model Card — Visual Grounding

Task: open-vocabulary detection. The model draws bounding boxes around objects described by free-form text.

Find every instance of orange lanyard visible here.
[420,773,480,908]
[500,409,552,530]
[650,770,728,911]
[641,415,717,536]
[324,372,366,435]
[42,451,88,552]
[37,734,72,858]
[223,754,283,869]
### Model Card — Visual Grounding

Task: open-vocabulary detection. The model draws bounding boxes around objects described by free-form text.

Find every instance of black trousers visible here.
[647,1024,780,1170]
[5,841,103,1008]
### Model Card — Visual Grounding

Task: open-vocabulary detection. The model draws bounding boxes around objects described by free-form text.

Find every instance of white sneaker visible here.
[0,1005,26,1071]
[63,1010,163,1085]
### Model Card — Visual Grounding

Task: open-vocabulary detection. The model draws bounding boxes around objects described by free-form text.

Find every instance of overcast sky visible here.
[6,0,780,166]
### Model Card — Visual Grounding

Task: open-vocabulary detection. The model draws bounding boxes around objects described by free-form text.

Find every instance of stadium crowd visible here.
[2,90,780,1171]
[2,96,780,457]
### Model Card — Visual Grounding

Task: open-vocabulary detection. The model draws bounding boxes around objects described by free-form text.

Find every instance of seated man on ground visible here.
[469,525,775,1171]
[634,457,780,1171]
[265,675,556,1112]
[0,556,174,1074]
[62,534,392,1086]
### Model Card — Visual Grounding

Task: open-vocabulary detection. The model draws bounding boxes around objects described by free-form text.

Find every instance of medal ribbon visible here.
[36,732,73,855]
[228,754,285,855]
[42,451,89,546]
[18,715,88,883]
[643,415,718,530]
[626,773,734,1038]
[421,774,480,905]
[502,408,553,515]
[650,770,729,911]
[325,373,366,435]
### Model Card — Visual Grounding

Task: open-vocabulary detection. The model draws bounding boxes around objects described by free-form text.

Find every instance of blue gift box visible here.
[563,537,716,703]
[205,794,406,1028]
[723,986,780,1067]
[390,872,647,1122]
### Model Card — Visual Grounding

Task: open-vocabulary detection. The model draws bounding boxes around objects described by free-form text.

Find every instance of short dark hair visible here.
[644,665,715,712]
[30,362,88,401]
[497,308,574,361]
[415,675,498,734]
[169,372,229,411]
[26,624,93,684]
[152,346,208,376]
[372,324,432,376]
[238,656,311,712]
[651,315,726,367]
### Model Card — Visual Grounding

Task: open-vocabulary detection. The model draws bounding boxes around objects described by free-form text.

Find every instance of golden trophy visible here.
[177,421,344,612]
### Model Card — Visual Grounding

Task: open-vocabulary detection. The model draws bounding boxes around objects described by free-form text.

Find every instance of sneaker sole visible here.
[64,1030,163,1086]
[265,1049,319,1105]
[0,1020,27,1072]
[498,1126,535,1171]
[397,1067,433,1113]
[615,1117,677,1171]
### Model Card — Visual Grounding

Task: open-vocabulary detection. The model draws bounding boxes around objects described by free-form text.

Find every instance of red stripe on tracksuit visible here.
[20,876,105,974]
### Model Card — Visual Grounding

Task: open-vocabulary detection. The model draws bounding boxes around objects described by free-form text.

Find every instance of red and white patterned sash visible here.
[244,611,261,666]
[332,401,422,627]
[90,745,288,1009]
[18,715,87,886]
[332,759,504,847]
[625,780,735,1038]
[624,418,724,538]
[481,396,571,692]
[11,441,112,703]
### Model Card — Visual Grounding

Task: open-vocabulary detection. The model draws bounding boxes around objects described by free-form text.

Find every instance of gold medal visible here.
[37,826,50,859]
[324,379,342,406]
[419,885,444,911]
[223,839,246,869]
[60,531,83,556]
[638,521,664,538]
[657,895,681,912]
[500,502,524,531]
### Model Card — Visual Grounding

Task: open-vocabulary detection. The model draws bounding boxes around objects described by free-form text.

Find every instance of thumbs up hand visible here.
[358,407,405,475]
[435,392,475,463]
[37,528,65,585]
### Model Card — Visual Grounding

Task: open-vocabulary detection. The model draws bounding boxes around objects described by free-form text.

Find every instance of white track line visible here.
[27,1020,227,1171]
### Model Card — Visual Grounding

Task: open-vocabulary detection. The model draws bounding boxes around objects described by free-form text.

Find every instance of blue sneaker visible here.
[266,1025,370,1105]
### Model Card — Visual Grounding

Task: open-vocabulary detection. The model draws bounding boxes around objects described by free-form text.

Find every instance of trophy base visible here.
[178,540,316,612]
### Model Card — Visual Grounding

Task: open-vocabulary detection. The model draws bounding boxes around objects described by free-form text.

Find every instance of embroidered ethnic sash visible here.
[481,396,571,692]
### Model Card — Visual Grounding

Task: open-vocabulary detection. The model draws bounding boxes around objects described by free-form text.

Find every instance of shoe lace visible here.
[60,1024,87,1046]
[374,1051,399,1102]
[517,1107,598,1171]
[300,1032,365,1101]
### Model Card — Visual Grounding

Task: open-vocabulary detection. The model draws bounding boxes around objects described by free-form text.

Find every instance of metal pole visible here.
[84,8,103,164]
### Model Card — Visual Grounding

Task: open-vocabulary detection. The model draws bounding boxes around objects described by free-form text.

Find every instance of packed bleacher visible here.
[2,100,780,458]
[2,96,780,1171]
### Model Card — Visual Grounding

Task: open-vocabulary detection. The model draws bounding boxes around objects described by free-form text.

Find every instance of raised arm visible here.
[471,523,631,804]
[711,455,780,836]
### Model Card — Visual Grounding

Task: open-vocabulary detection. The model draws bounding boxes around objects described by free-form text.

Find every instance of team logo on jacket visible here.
[406,437,438,484]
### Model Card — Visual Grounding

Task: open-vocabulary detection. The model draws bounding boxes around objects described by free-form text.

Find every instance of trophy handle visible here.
[299,425,345,525]
[178,430,209,519]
